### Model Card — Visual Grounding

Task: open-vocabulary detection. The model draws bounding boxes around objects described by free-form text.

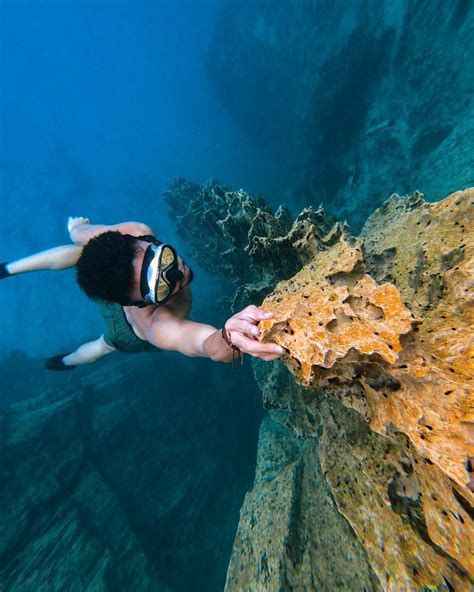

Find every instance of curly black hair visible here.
[76,231,140,305]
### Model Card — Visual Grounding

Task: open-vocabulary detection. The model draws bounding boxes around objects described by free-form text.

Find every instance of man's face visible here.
[129,240,192,305]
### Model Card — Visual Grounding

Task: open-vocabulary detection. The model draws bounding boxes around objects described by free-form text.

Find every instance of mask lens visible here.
[156,276,171,302]
[160,246,175,268]
[155,245,178,303]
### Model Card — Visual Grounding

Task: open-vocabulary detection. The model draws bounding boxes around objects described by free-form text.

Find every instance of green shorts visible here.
[96,300,160,354]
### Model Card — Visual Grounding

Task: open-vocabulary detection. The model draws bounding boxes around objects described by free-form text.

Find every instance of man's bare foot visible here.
[68,216,90,241]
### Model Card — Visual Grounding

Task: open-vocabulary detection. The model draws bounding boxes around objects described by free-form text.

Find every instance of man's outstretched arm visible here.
[141,305,284,363]
[1,244,83,278]
[0,215,153,278]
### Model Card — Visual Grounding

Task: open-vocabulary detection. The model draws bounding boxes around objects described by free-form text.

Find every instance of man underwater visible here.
[0,217,284,369]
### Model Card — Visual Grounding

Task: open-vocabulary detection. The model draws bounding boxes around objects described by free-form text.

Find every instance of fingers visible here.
[259,353,283,361]
[225,306,282,361]
[230,332,284,358]
[226,307,274,334]
[230,320,260,338]
[239,305,275,322]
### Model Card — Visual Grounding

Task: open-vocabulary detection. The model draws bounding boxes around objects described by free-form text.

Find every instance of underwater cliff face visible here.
[207,0,474,229]
[166,181,473,591]
[224,413,382,591]
[0,354,263,591]
[255,188,473,590]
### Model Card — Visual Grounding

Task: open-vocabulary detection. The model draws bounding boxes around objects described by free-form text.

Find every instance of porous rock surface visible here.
[254,188,473,588]
[259,249,417,384]
[231,366,471,591]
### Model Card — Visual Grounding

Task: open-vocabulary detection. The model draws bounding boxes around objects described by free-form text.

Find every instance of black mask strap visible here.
[138,235,162,246]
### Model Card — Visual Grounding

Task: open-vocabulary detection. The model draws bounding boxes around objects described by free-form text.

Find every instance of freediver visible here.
[0,217,284,370]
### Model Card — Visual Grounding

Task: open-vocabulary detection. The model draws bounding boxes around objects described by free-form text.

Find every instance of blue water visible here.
[0,4,270,590]
[1,1,473,590]
[0,0,288,356]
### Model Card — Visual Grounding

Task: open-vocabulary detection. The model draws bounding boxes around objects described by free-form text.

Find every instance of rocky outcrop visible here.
[252,188,473,589]
[259,189,473,486]
[165,178,341,309]
[170,179,473,590]
[258,243,417,385]
[225,413,382,591]
[0,354,263,591]
[231,371,471,591]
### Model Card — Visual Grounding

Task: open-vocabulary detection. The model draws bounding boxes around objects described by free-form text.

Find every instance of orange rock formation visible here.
[259,188,474,580]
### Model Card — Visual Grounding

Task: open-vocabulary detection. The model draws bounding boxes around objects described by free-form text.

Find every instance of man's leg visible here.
[1,244,82,279]
[46,335,117,371]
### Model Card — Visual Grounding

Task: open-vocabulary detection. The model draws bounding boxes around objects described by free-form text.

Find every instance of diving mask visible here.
[139,241,184,305]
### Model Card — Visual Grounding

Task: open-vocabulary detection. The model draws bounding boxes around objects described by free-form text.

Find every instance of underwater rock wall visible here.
[259,190,473,491]
[254,188,473,590]
[241,190,474,590]
[0,355,263,591]
[207,0,474,229]
[224,412,382,591]
[166,180,473,591]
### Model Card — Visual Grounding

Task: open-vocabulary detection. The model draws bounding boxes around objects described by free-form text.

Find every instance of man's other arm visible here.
[69,218,154,246]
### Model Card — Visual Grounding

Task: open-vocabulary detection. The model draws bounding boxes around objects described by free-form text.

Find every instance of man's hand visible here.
[224,305,284,361]
[68,216,91,243]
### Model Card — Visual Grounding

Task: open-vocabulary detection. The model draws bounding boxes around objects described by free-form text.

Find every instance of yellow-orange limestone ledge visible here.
[259,188,473,575]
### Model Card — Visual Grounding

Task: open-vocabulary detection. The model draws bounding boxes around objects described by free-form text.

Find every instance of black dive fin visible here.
[45,354,77,371]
